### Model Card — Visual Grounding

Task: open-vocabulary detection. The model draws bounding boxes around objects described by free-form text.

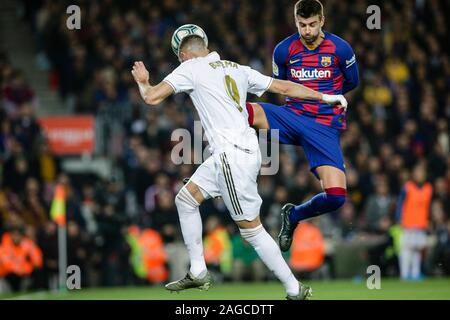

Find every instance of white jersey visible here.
[163,51,273,154]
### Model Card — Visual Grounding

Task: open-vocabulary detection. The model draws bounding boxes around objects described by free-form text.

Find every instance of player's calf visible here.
[237,219,300,298]
[174,185,208,279]
[288,187,347,224]
[278,188,346,252]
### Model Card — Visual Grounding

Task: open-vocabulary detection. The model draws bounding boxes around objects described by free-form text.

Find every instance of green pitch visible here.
[2,278,450,300]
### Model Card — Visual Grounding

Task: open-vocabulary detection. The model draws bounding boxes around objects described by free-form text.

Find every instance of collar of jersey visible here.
[206,51,220,61]
[298,31,328,51]
[181,51,220,66]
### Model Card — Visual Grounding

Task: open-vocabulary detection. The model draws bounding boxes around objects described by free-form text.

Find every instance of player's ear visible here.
[295,17,301,32]
[320,15,325,27]
[179,51,186,62]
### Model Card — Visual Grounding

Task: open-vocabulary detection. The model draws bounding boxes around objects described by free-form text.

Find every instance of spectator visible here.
[37,221,58,290]
[427,200,449,276]
[396,164,433,280]
[30,140,61,194]
[2,71,35,119]
[0,226,42,292]
[289,220,325,279]
[21,177,48,229]
[203,215,232,281]
[126,225,169,284]
[364,181,396,233]
[435,220,450,275]
[150,189,179,243]
[336,202,359,240]
[96,204,125,286]
[11,103,41,152]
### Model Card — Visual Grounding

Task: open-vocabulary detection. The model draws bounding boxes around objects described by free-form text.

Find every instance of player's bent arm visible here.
[268,79,322,101]
[267,79,348,108]
[136,81,174,106]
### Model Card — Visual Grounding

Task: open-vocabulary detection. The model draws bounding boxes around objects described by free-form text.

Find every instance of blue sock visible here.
[289,188,347,224]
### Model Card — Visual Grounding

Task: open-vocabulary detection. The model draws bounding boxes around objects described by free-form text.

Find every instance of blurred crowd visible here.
[0,0,449,291]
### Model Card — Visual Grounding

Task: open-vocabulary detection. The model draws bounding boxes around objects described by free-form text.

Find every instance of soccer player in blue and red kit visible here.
[246,0,360,251]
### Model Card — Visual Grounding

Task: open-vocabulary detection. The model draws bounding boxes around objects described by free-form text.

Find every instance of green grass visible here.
[2,278,450,300]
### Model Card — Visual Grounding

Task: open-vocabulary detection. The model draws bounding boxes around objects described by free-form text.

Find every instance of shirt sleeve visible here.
[272,41,288,80]
[163,62,195,94]
[336,39,359,94]
[244,66,273,97]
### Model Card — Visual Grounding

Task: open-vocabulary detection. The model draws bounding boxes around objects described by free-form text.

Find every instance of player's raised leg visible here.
[245,102,347,250]
[165,180,212,292]
[279,165,347,252]
[245,102,345,251]
[289,165,347,222]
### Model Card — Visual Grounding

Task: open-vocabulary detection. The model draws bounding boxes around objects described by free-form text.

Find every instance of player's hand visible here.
[322,94,348,111]
[131,61,150,84]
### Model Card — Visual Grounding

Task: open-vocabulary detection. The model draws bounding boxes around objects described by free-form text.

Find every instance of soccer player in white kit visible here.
[131,25,347,300]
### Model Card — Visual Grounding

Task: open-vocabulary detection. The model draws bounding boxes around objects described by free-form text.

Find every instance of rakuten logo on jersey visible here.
[290,68,332,81]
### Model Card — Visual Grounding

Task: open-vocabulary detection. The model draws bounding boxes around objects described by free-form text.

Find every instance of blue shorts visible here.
[259,103,345,178]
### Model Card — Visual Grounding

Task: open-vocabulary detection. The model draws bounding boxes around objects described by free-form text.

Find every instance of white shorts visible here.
[401,229,427,250]
[189,145,262,222]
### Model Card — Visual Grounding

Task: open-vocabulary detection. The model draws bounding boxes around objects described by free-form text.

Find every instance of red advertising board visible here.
[38,116,95,155]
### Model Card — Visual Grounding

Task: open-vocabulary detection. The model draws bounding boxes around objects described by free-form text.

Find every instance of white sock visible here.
[240,224,299,296]
[175,187,207,278]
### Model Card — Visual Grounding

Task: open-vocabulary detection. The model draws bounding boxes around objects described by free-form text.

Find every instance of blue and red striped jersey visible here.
[272,31,359,129]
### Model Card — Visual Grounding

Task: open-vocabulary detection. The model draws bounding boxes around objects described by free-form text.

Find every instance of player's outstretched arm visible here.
[268,79,348,110]
[131,61,174,105]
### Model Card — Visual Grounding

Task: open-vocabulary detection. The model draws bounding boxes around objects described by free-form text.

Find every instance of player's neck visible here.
[301,31,325,50]
[181,49,210,62]
[192,51,209,58]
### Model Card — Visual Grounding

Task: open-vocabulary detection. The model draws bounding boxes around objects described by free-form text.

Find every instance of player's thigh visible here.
[299,119,346,187]
[216,149,262,225]
[188,155,221,202]
[257,103,300,145]
[401,230,414,250]
[411,230,427,250]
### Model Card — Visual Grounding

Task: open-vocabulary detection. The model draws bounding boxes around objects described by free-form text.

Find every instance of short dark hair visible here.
[179,35,206,53]
[295,0,324,18]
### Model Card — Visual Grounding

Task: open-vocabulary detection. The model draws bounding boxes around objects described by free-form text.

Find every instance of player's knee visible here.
[174,191,184,208]
[239,224,264,242]
[175,187,199,209]
[325,187,347,211]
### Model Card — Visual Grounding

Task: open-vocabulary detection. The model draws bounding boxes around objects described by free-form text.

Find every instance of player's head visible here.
[294,0,325,45]
[171,24,209,62]
[179,35,209,62]
[412,163,427,184]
